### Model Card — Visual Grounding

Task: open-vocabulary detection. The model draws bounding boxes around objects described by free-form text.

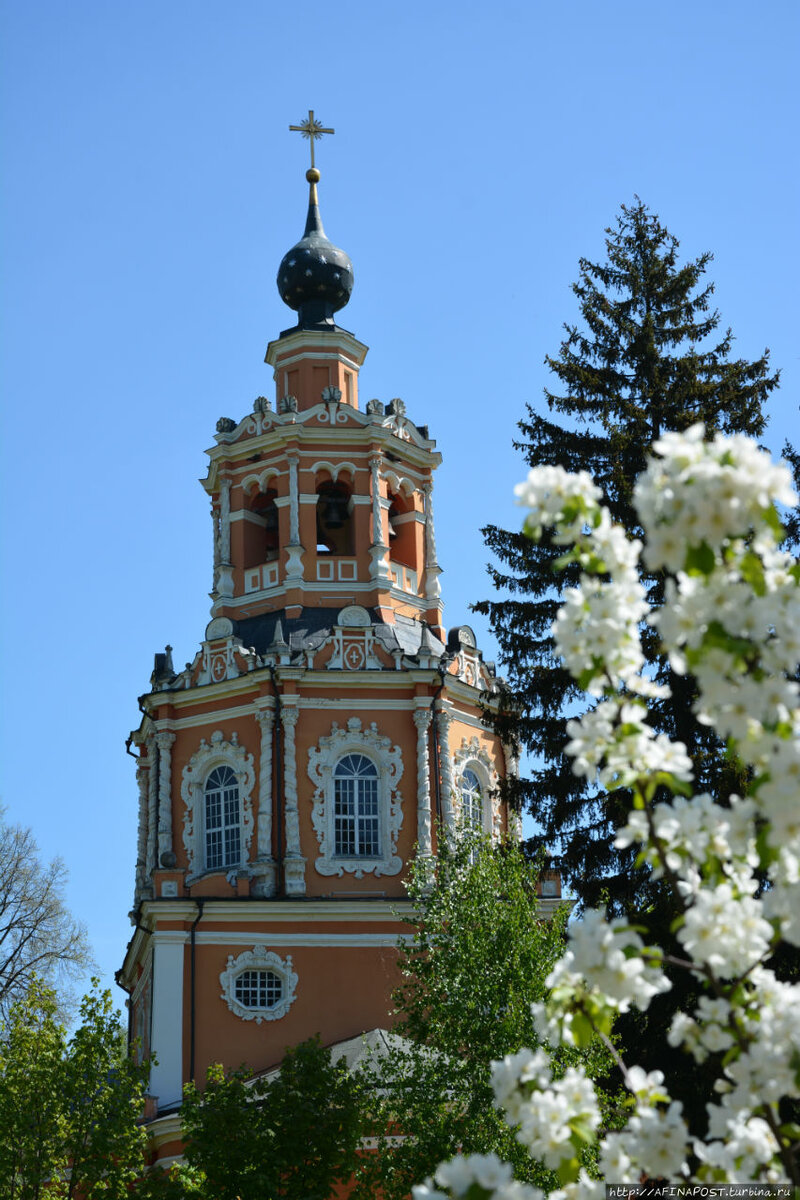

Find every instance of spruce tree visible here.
[474,198,785,917]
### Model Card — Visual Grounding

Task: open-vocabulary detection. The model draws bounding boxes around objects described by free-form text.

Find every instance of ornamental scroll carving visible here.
[307,718,404,878]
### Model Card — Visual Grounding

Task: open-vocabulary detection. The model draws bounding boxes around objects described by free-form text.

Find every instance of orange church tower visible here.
[119,119,540,1163]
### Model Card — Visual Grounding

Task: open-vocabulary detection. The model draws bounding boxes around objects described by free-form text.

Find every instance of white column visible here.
[155,730,176,867]
[134,759,150,902]
[253,707,276,897]
[211,501,220,594]
[217,478,234,598]
[413,706,433,857]
[369,454,392,583]
[435,702,455,829]
[285,452,305,581]
[149,935,185,1110]
[146,736,158,880]
[424,481,442,601]
[281,703,305,895]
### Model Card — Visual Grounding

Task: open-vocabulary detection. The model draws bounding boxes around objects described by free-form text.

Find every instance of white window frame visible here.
[220,946,298,1023]
[181,730,255,882]
[308,718,404,878]
[452,736,500,838]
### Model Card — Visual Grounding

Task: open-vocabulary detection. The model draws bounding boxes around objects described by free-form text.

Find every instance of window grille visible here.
[205,765,241,870]
[234,969,283,1009]
[333,753,380,857]
[460,768,483,831]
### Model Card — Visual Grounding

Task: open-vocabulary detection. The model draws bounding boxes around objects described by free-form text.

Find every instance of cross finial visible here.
[289,109,334,170]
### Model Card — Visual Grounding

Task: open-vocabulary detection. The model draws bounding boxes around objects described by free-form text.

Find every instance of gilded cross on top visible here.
[289,110,334,170]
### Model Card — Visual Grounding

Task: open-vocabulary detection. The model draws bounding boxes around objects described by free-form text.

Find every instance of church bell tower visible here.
[119,118,524,1163]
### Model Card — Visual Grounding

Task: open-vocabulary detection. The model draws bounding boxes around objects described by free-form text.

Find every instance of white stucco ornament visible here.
[308,717,404,877]
[219,945,298,1023]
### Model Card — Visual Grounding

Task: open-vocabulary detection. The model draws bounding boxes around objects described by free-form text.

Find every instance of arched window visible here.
[204,765,241,871]
[316,481,354,555]
[460,767,484,832]
[334,753,380,857]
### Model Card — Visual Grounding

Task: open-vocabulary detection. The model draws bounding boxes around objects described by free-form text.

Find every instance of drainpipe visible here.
[189,899,205,1084]
[268,665,284,897]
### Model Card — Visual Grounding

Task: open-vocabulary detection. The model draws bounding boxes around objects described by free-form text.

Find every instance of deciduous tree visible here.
[0,810,91,1019]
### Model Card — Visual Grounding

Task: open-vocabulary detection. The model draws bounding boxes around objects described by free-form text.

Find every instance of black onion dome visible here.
[277,168,354,329]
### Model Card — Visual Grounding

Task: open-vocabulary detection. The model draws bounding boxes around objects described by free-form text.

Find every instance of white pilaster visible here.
[134,760,150,902]
[217,478,234,598]
[369,455,392,583]
[285,452,305,581]
[435,702,455,829]
[281,702,306,894]
[149,936,184,1109]
[155,730,176,867]
[146,736,158,881]
[424,481,442,601]
[413,705,433,858]
[253,707,276,897]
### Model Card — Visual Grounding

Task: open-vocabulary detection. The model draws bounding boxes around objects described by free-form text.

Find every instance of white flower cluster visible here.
[633,425,796,572]
[412,1152,545,1200]
[491,1051,601,1170]
[545,906,670,1017]
[421,427,800,1196]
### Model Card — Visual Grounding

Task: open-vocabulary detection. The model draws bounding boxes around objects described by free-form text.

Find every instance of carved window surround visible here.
[308,718,404,878]
[219,946,298,1023]
[181,731,255,882]
[452,736,500,838]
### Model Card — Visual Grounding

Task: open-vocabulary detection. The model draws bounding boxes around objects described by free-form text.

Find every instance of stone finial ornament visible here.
[216,417,237,433]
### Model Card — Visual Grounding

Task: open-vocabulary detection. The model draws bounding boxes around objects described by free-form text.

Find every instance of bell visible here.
[322,494,347,529]
[263,505,279,533]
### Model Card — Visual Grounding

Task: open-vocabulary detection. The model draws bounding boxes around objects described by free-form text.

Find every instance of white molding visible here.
[139,897,414,925]
[180,731,255,881]
[202,930,410,947]
[308,718,404,879]
[219,946,298,1023]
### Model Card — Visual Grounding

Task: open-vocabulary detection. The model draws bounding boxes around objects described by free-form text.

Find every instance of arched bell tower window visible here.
[334,753,380,857]
[243,487,280,569]
[316,481,354,556]
[204,765,242,870]
[387,487,416,569]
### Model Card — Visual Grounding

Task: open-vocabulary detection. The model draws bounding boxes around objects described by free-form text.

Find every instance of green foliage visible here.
[150,1036,364,1200]
[0,979,149,1200]
[353,835,610,1200]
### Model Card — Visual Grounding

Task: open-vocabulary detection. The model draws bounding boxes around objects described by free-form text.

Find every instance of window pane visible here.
[333,755,381,857]
[205,766,241,870]
[234,969,282,1008]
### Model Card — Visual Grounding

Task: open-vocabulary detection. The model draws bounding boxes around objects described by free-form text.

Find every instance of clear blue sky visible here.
[1,0,798,1009]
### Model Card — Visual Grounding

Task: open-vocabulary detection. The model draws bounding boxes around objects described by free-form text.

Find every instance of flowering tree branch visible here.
[414,426,800,1198]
